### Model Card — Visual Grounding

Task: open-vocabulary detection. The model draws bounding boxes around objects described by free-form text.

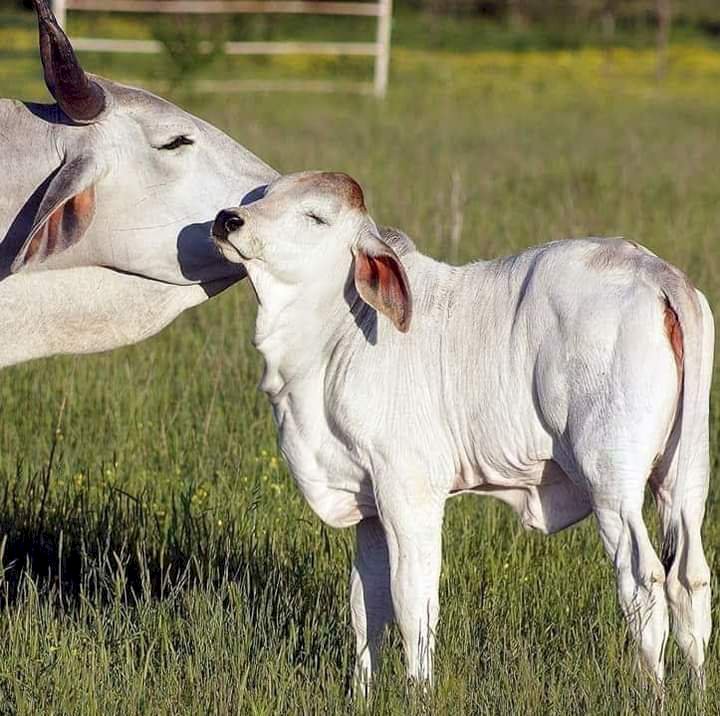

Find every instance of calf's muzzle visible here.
[212,209,244,241]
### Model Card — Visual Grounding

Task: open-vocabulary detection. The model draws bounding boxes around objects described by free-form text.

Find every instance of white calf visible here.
[213,172,713,694]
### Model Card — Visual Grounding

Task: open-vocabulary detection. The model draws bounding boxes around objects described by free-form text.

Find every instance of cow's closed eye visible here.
[306,211,328,226]
[157,135,195,151]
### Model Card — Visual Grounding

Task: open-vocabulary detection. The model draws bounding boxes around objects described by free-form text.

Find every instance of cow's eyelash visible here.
[158,135,195,151]
[306,212,328,225]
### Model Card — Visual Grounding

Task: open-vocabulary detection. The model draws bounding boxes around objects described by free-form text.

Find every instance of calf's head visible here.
[212,171,412,332]
[9,1,275,287]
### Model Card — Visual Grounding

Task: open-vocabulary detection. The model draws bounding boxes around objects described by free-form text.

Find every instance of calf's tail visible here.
[658,278,713,574]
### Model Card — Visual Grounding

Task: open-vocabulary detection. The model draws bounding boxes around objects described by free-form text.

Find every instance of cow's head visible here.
[212,171,413,333]
[11,0,276,287]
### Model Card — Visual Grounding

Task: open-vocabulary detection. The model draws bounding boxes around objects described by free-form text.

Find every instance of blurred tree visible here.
[406,0,717,28]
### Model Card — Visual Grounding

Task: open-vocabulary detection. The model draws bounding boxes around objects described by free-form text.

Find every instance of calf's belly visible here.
[450,459,592,534]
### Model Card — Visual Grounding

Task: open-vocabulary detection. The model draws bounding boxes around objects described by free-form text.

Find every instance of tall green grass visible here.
[1,14,720,714]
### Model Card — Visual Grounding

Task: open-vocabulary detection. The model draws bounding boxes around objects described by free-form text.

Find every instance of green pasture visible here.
[1,8,720,714]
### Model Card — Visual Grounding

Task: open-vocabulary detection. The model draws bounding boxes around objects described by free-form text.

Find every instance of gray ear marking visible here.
[353,231,413,333]
[11,156,100,272]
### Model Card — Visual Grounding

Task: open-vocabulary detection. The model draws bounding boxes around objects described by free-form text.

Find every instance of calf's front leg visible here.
[350,516,393,698]
[375,477,445,685]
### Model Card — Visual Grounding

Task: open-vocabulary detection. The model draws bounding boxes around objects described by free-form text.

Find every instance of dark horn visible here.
[34,0,106,122]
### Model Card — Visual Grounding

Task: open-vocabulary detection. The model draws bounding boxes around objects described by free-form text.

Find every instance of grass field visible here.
[2,8,720,714]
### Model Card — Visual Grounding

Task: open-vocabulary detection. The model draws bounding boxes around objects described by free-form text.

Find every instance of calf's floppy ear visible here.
[353,231,413,333]
[11,156,100,272]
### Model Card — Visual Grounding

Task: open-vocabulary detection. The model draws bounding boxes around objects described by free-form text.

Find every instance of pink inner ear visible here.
[22,187,96,266]
[355,251,412,332]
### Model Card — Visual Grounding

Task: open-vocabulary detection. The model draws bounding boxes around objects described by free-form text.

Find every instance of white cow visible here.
[212,172,713,695]
[0,1,276,368]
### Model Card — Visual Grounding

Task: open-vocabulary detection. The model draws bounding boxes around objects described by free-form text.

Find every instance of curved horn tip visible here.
[34,0,106,122]
[33,0,56,24]
[33,1,50,13]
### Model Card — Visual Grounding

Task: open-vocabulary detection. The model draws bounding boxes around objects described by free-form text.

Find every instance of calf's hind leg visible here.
[665,511,711,684]
[653,474,711,683]
[593,499,669,684]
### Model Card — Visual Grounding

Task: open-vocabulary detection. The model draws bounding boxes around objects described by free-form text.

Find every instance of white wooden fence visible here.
[51,0,392,97]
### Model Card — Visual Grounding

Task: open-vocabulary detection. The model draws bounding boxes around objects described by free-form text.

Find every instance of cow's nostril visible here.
[225,215,244,234]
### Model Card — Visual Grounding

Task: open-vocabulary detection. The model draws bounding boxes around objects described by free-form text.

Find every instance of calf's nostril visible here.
[213,210,244,239]
[225,215,244,234]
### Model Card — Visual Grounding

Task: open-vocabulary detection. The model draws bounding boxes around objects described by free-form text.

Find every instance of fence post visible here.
[374,0,392,98]
[52,0,67,29]
[656,0,672,79]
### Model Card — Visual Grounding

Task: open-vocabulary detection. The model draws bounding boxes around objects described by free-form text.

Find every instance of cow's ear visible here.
[11,156,100,272]
[353,230,413,333]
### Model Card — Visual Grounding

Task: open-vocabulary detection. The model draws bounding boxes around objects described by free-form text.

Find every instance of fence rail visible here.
[52,0,392,96]
[63,1,384,16]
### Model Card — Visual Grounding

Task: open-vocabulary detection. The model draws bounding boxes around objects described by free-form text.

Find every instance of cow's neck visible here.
[0,268,213,369]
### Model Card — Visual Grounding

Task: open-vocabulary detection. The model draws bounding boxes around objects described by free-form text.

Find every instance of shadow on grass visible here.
[0,453,347,665]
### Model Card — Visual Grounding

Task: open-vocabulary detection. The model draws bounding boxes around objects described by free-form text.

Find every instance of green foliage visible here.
[150,15,227,90]
[406,0,720,23]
